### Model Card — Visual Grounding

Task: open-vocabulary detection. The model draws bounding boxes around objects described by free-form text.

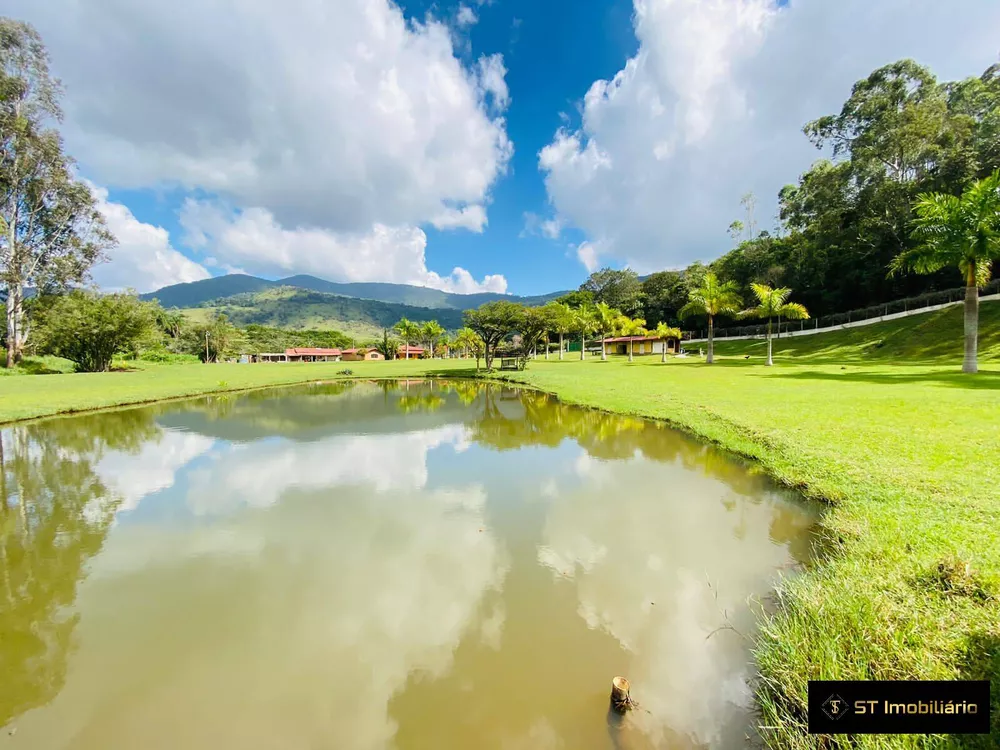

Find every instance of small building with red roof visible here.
[397,346,426,359]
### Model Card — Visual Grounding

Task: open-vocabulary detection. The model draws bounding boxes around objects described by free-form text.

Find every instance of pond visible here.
[0,380,817,750]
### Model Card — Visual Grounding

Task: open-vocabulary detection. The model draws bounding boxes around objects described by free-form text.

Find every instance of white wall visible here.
[685,294,999,344]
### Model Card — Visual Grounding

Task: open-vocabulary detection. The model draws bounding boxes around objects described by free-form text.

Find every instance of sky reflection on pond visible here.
[0,380,817,750]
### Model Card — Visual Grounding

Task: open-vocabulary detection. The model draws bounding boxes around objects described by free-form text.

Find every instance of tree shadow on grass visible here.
[1,358,69,375]
[764,367,1000,391]
[948,629,1000,748]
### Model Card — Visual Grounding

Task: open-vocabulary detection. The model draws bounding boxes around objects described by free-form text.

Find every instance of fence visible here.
[684,279,1000,342]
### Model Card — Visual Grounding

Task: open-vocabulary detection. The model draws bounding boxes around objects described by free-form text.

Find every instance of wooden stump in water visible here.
[610,676,632,714]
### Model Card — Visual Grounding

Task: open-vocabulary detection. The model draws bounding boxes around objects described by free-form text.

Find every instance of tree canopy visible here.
[1,19,114,367]
[33,290,157,372]
[580,268,643,315]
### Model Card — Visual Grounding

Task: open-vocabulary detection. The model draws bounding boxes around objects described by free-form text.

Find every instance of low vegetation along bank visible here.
[1,309,998,748]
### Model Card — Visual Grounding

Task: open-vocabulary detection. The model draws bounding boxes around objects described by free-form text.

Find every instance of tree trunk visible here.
[5,282,24,368]
[766,317,773,366]
[580,333,585,360]
[963,271,978,374]
[706,316,715,364]
[559,332,564,361]
[628,338,634,362]
[601,332,607,361]
[610,676,632,713]
[661,340,666,363]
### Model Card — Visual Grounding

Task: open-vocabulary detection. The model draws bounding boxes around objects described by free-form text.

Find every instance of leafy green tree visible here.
[463,300,523,370]
[945,63,1000,181]
[0,20,115,367]
[678,272,742,364]
[33,290,156,372]
[454,327,485,370]
[621,316,647,363]
[182,313,243,363]
[544,301,574,361]
[453,327,476,358]
[593,301,620,362]
[554,289,594,308]
[890,170,1000,373]
[640,270,689,327]
[738,284,809,366]
[572,304,597,360]
[654,322,682,363]
[518,305,555,366]
[805,60,949,185]
[434,334,451,358]
[154,307,184,340]
[373,328,397,360]
[420,320,445,358]
[580,267,643,315]
[394,317,421,359]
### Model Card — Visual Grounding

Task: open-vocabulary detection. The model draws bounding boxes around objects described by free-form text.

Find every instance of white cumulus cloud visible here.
[10,0,514,292]
[539,0,1000,272]
[180,200,507,294]
[456,4,478,28]
[88,185,210,292]
[10,0,513,236]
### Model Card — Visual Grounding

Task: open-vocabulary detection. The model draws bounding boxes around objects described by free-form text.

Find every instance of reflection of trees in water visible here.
[25,409,161,458]
[454,383,784,494]
[0,418,130,728]
[397,392,446,414]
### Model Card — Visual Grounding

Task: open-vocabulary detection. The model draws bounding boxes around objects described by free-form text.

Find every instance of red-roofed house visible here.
[397,346,426,359]
[258,347,342,362]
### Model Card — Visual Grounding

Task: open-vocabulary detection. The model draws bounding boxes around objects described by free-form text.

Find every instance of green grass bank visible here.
[1,302,998,748]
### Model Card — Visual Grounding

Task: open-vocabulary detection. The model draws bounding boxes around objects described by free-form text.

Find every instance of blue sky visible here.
[8,0,1000,296]
[108,0,641,296]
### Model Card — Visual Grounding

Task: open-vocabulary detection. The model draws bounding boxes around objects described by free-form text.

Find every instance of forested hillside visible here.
[145,273,567,310]
[182,287,466,338]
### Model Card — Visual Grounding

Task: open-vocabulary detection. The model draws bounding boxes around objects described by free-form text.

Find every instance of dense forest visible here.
[194,287,466,331]
[625,59,1000,329]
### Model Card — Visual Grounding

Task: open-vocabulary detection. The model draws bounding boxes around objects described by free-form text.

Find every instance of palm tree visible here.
[420,320,445,359]
[622,316,647,362]
[738,284,809,366]
[574,305,597,360]
[678,272,742,364]
[547,302,574,361]
[890,170,1000,374]
[654,322,682,363]
[394,318,421,360]
[454,327,477,358]
[594,302,619,362]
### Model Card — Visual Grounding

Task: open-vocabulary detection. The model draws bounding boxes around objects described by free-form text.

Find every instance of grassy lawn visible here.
[1,302,998,747]
[0,357,457,423]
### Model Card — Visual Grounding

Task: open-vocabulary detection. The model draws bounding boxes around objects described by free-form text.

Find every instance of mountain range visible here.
[142,273,567,310]
[142,273,571,339]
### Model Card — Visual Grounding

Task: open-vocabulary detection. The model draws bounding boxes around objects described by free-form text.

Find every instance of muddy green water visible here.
[0,380,816,750]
